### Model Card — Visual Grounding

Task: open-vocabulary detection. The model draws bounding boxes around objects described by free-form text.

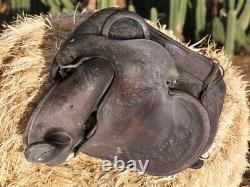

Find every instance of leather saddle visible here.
[23,8,226,176]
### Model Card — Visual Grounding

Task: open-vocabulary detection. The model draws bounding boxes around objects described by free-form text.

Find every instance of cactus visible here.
[61,0,75,10]
[212,17,225,44]
[169,0,177,31]
[41,0,75,12]
[195,0,206,40]
[11,0,30,11]
[41,0,60,12]
[7,0,250,56]
[236,0,244,13]
[21,0,30,10]
[108,0,114,7]
[211,0,250,55]
[100,0,108,9]
[235,26,248,45]
[238,0,250,30]
[169,0,188,38]
[225,9,236,55]
[48,0,60,12]
[128,3,135,12]
[224,0,237,55]
[98,0,115,9]
[11,0,17,11]
[179,0,188,29]
[150,7,158,22]
[227,0,250,55]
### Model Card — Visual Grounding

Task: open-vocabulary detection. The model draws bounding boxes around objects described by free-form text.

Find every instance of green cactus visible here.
[195,0,206,40]
[169,0,188,38]
[8,0,250,56]
[21,0,30,10]
[179,0,188,28]
[11,0,17,11]
[212,17,225,44]
[235,27,248,45]
[108,0,114,7]
[41,0,60,12]
[224,0,236,55]
[11,0,30,11]
[225,0,250,55]
[61,0,75,10]
[225,9,236,55]
[211,0,250,55]
[53,0,62,7]
[128,3,135,12]
[100,0,108,9]
[236,0,244,13]
[150,7,158,22]
[169,0,177,31]
[41,0,75,12]
[238,0,250,30]
[48,0,60,12]
[228,0,235,9]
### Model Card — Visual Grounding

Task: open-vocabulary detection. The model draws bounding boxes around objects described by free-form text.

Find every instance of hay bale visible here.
[0,14,249,187]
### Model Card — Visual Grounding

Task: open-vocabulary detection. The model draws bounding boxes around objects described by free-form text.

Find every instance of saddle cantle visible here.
[23,8,226,176]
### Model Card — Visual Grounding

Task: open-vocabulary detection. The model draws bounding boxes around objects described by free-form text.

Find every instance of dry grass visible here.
[0,14,249,187]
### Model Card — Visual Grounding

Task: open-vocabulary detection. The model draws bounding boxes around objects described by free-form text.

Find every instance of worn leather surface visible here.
[24,58,113,165]
[23,8,226,176]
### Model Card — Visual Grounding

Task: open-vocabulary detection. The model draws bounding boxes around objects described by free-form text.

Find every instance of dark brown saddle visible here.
[23,8,226,176]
